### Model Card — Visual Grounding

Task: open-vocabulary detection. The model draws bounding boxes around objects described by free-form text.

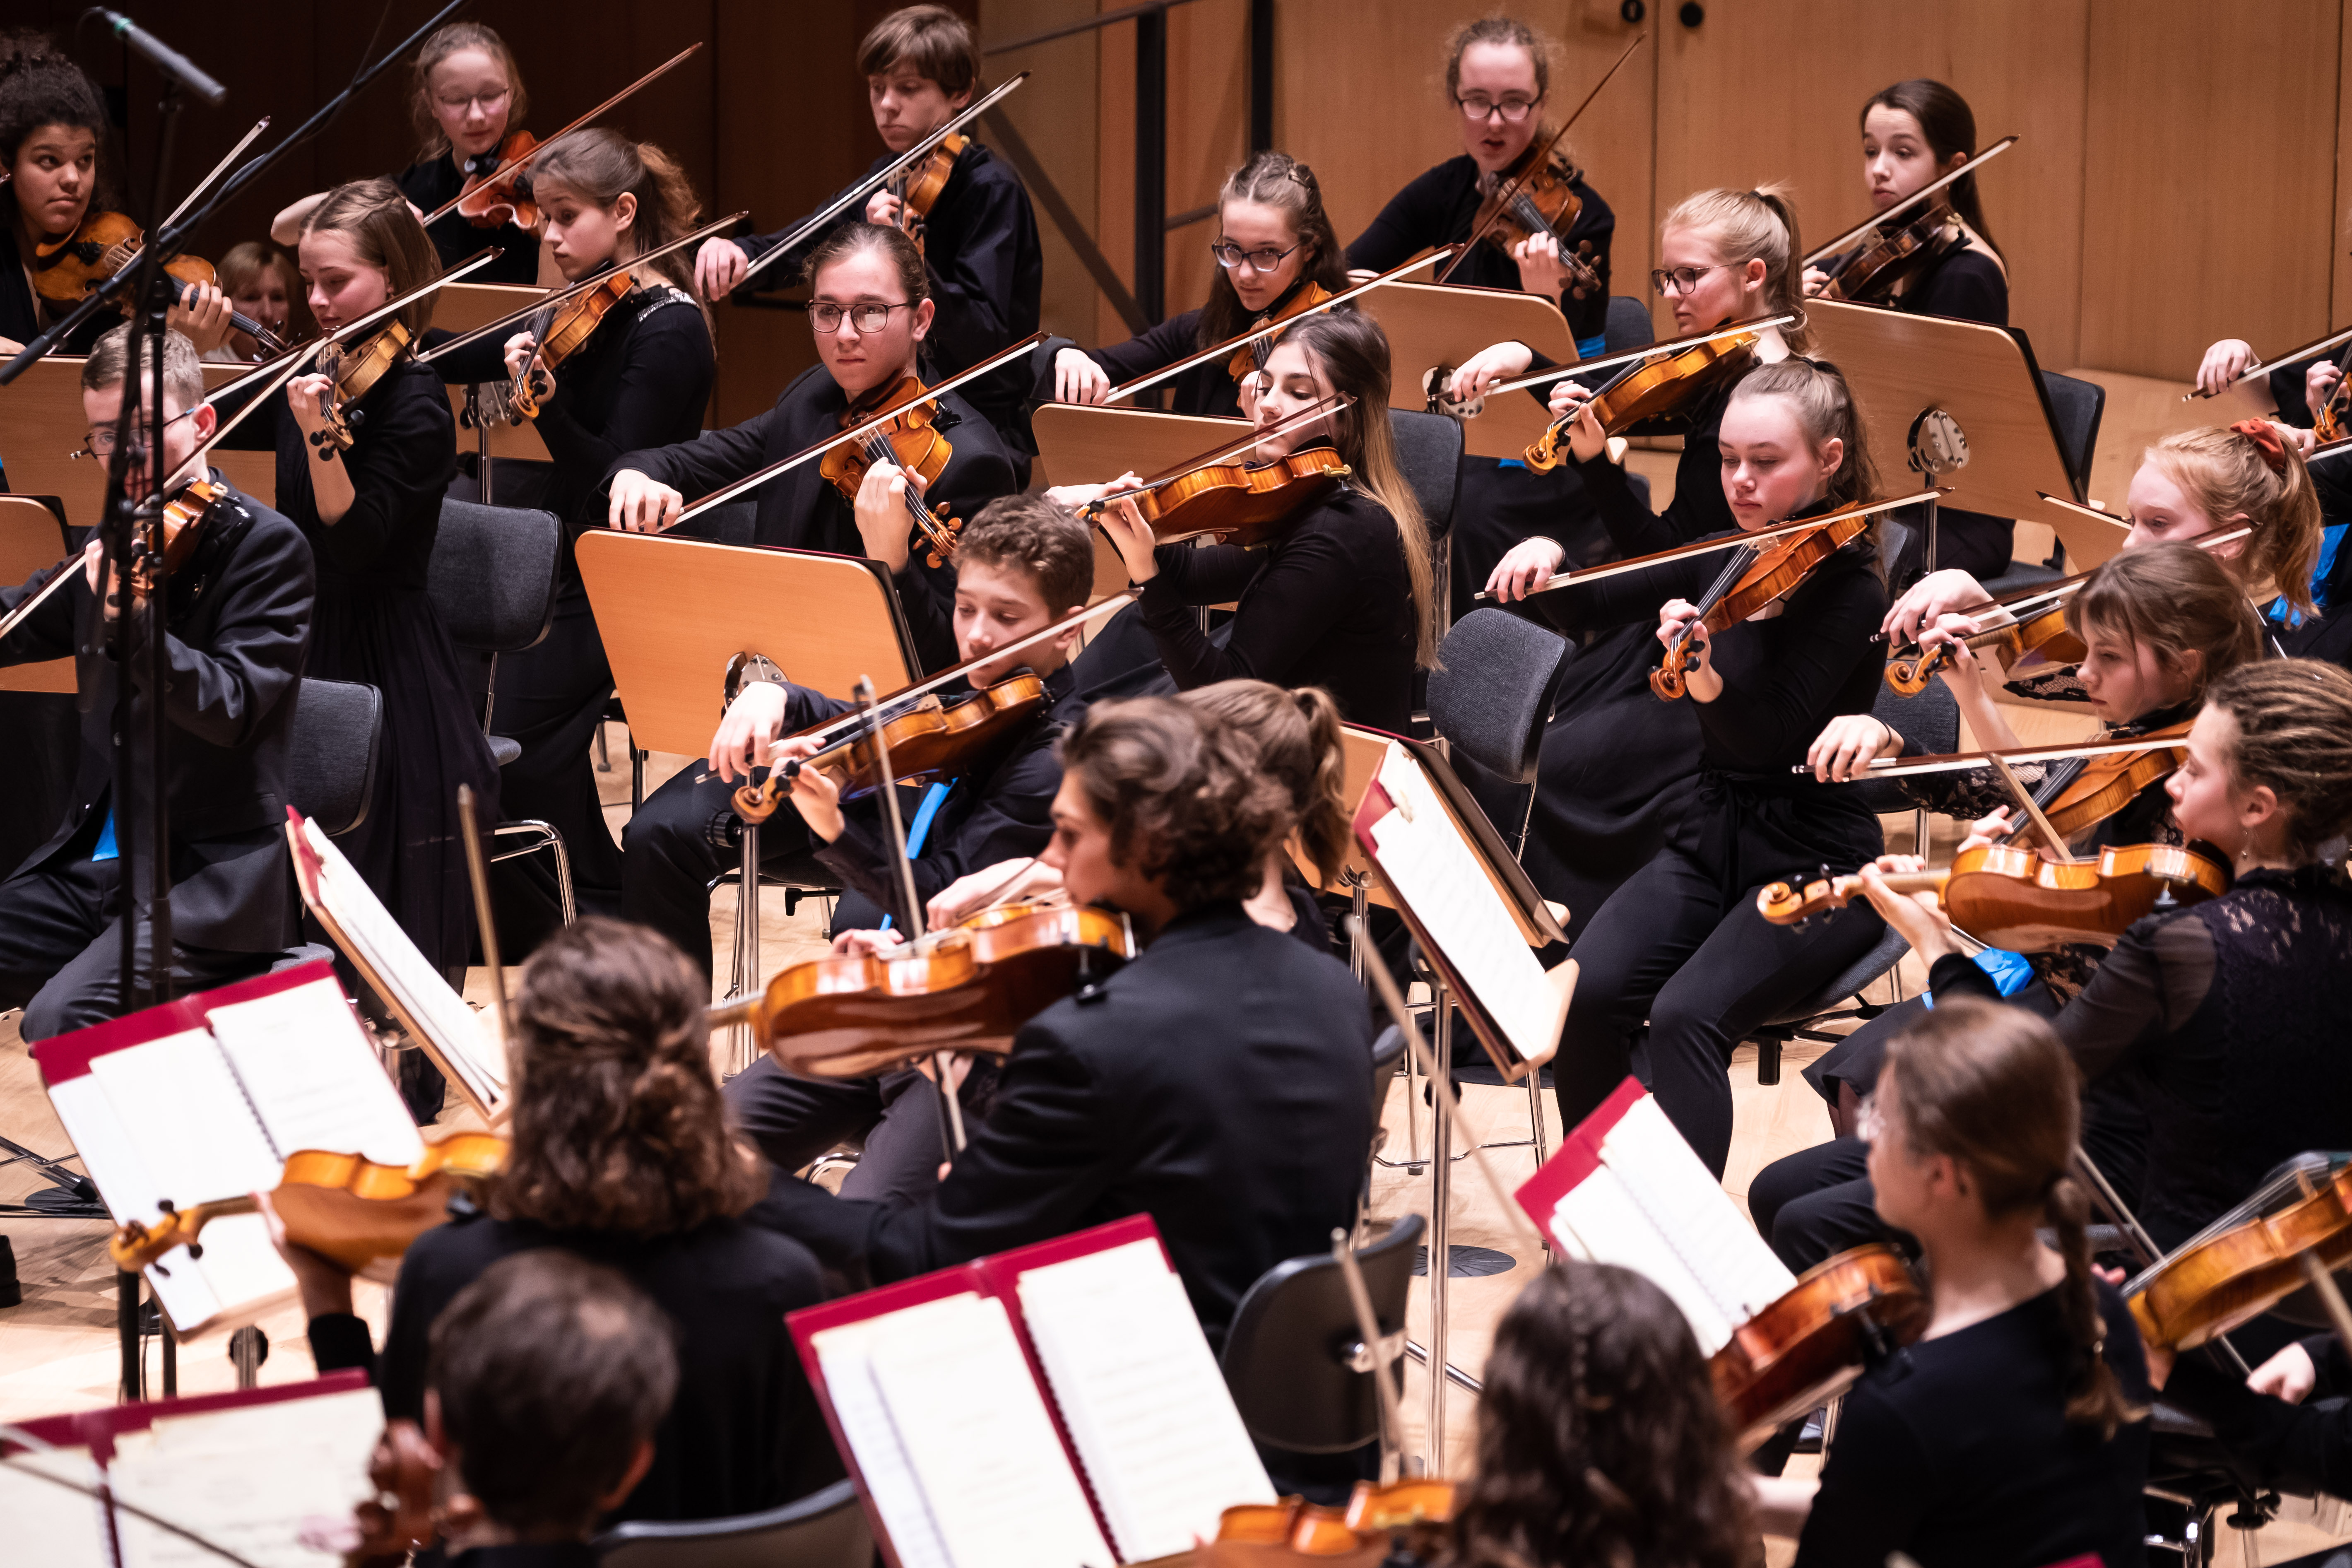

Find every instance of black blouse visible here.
[1,222,123,355]
[274,357,456,588]
[395,157,543,285]
[1344,154,1615,343]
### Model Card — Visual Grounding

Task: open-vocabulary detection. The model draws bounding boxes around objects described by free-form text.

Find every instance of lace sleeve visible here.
[1898,758,2054,819]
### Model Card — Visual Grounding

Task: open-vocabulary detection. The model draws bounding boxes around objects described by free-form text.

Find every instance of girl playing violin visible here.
[205,241,310,364]
[1543,358,1890,1178]
[1050,150,1350,419]
[1752,998,2152,1568]
[1053,308,1437,732]
[1802,79,2015,580]
[270,22,547,286]
[0,34,228,357]
[281,178,499,1118]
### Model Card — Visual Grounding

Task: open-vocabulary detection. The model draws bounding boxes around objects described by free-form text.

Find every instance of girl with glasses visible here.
[270,22,549,286]
[1047,149,1350,420]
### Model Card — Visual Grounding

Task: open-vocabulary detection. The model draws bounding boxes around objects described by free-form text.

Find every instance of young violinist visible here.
[1801,79,2015,579]
[1543,358,1891,1178]
[0,35,228,356]
[278,917,839,1526]
[0,325,311,1040]
[604,220,1018,674]
[1053,308,1438,732]
[1751,999,2152,1568]
[205,241,310,364]
[269,22,546,286]
[281,179,500,1116]
[1048,150,1351,419]
[1756,544,2266,1271]
[694,5,1042,455]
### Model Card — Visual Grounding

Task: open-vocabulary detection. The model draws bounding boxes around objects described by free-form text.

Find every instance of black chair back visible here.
[428,500,562,655]
[1603,296,1656,356]
[1369,1023,1406,1115]
[1387,408,1463,538]
[2040,370,2107,499]
[283,677,381,837]
[592,1478,872,1568]
[1220,1213,1424,1454]
[1428,609,1571,785]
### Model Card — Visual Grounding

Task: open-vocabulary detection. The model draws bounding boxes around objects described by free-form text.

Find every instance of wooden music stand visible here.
[575,531,920,758]
[1354,279,1579,461]
[0,358,276,525]
[1030,402,1243,489]
[0,496,73,694]
[431,282,554,469]
[1804,300,2114,568]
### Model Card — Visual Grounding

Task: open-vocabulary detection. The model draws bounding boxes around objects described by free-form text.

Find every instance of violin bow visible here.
[1073,393,1355,519]
[1476,484,1944,602]
[158,118,270,235]
[455,784,515,1054]
[1102,249,1459,403]
[1800,134,2019,267]
[419,210,750,362]
[1869,518,2253,648]
[1797,729,2189,781]
[733,73,1031,291]
[2183,319,2352,402]
[662,332,1048,529]
[422,44,705,225]
[1436,31,1647,284]
[1471,311,1799,407]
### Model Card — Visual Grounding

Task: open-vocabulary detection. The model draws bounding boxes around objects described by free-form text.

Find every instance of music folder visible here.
[1349,735,1574,1082]
[790,1214,1274,1568]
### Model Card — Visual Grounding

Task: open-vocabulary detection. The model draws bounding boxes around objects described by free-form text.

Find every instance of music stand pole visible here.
[1425,975,1453,1472]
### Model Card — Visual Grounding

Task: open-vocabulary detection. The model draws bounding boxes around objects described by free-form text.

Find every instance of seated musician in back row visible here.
[602,221,1019,674]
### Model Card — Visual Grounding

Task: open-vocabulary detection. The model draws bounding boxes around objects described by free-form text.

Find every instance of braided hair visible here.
[2203,659,2352,862]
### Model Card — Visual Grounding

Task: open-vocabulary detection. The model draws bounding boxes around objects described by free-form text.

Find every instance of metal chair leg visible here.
[489,819,575,923]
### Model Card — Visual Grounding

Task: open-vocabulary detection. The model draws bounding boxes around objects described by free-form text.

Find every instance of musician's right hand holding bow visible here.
[1483,534,1566,601]
[606,467,684,532]
[2197,337,2260,397]
[708,679,789,782]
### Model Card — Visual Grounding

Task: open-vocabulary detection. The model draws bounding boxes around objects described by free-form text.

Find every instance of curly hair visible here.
[954,492,1095,616]
[2203,659,2352,860]
[1442,1260,1754,1568]
[0,32,110,224]
[490,917,765,1238]
[1180,681,1350,888]
[1056,696,1290,912]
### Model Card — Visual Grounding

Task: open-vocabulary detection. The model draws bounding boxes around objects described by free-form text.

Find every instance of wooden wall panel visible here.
[981,1,1103,344]
[2080,0,2340,380]
[1161,0,1251,330]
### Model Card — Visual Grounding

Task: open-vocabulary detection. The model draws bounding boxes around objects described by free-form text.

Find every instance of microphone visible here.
[91,10,228,106]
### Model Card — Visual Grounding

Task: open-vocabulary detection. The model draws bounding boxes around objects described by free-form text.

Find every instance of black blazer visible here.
[605,365,1018,671]
[0,477,313,950]
[753,901,1376,1349]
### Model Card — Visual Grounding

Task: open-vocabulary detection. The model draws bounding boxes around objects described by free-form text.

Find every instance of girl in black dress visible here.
[282,181,500,1094]
[1050,149,1349,419]
[1052,308,1436,732]
[269,22,546,286]
[1753,999,2151,1568]
[1801,79,2013,579]
[1544,356,1888,1177]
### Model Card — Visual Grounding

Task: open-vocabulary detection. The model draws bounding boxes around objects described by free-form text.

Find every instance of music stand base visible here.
[1412,1243,1517,1278]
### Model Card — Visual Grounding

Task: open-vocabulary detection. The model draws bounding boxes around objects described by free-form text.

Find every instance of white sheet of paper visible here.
[0,1448,111,1568]
[88,1028,281,1203]
[1370,744,1563,1066]
[1601,1096,1794,1326]
[1017,1239,1273,1562]
[109,1387,383,1568]
[812,1315,957,1568]
[206,978,421,1168]
[865,1293,1115,1568]
[44,1075,228,1332]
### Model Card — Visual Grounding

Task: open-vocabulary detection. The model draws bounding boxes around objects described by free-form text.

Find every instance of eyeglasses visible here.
[806,301,914,333]
[1649,265,1728,297]
[1210,239,1303,274]
[435,88,511,113]
[72,407,198,461]
[1455,94,1541,123]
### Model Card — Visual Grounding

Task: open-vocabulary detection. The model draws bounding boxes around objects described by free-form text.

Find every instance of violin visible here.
[2128,1154,2352,1353]
[707,897,1137,1079]
[0,474,230,646]
[1757,839,2229,951]
[1710,1244,1929,1451]
[106,1133,506,1276]
[308,321,415,452]
[1885,597,2082,694]
[1461,140,1601,296]
[2034,720,2193,847]
[818,374,964,567]
[509,268,633,420]
[29,210,289,353]
[1812,196,1964,306]
[732,670,1049,821]
[1099,448,1351,549]
[1225,282,1334,385]
[1522,326,1762,471]
[1205,1479,1455,1566]
[1651,502,1877,700]
[455,132,543,231]
[886,130,966,257]
[2318,341,2352,444]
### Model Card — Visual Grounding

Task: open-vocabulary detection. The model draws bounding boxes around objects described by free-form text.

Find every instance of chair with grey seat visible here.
[267,676,385,980]
[426,499,575,922]
[1389,408,1464,634]
[592,1478,872,1568]
[1426,608,1574,856]
[1603,295,1656,356]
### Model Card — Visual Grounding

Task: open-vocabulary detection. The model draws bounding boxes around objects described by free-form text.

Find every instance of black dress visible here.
[1,222,126,354]
[394,156,543,285]
[1796,1281,2150,1568]
[275,356,500,988]
[1080,272,1331,420]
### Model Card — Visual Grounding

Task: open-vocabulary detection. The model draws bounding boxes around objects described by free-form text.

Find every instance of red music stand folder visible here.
[788,1214,1274,1568]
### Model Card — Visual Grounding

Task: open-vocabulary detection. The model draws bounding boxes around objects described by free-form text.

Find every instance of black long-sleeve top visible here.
[1136,476,1418,732]
[604,364,1018,672]
[2168,1331,2352,1499]
[1085,305,1237,419]
[0,219,135,354]
[1931,865,2352,1250]
[1796,1281,2150,1568]
[395,157,543,285]
[733,140,1042,430]
[1344,154,1614,343]
[274,358,456,589]
[1815,236,2008,326]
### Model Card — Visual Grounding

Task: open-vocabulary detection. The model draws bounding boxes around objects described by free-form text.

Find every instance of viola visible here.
[29,210,288,352]
[708,897,1137,1079]
[886,130,966,257]
[1710,1244,1929,1451]
[1459,139,1600,296]
[818,374,964,567]
[1206,1479,1456,1566]
[2128,1155,2352,1352]
[1522,325,1762,471]
[1757,839,2229,952]
[308,320,414,452]
[2037,720,2193,845]
[1651,502,1877,700]
[1225,281,1334,385]
[107,1133,506,1276]
[731,670,1050,821]
[1812,196,1964,306]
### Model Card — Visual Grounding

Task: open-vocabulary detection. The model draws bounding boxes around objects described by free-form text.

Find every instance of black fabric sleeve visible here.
[732,171,865,295]
[1928,949,2002,1001]
[1527,485,1712,636]
[922,172,1030,376]
[130,520,313,752]
[1344,167,1446,272]
[1908,251,2008,326]
[814,727,1062,929]
[1791,1379,1936,1567]
[1695,568,1880,763]
[607,402,780,508]
[535,308,716,530]
[2042,915,2210,1081]
[1136,534,1343,692]
[315,374,455,575]
[2166,1357,2352,1498]
[1086,310,1206,388]
[305,1311,376,1376]
[419,328,510,387]
[0,558,82,666]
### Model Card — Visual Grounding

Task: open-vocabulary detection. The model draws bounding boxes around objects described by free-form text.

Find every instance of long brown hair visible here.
[2068,542,2264,706]
[528,128,711,335]
[1661,185,1811,354]
[1181,681,1349,888]
[1197,152,1351,349]
[2144,425,2325,621]
[2203,659,2352,862]
[1882,998,2142,1437]
[490,917,766,1238]
[409,21,527,164]
[299,178,443,339]
[1861,79,2001,258]
[1443,1260,1754,1568]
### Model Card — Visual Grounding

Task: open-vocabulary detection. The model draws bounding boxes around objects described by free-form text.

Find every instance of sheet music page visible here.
[1016,1239,1273,1562]
[811,1315,957,1568]
[109,1387,383,1568]
[865,1293,1116,1568]
[298,819,506,1110]
[1548,1163,1740,1354]
[1369,744,1563,1066]
[1599,1097,1795,1329]
[207,977,422,1168]
[0,1448,111,1568]
[89,1029,283,1203]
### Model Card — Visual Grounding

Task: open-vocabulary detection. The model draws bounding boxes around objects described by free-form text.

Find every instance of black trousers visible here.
[1749,1135,1892,1272]
[1555,845,1888,1177]
[489,573,621,955]
[0,855,277,1041]
[621,759,842,983]
[725,1057,982,1204]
